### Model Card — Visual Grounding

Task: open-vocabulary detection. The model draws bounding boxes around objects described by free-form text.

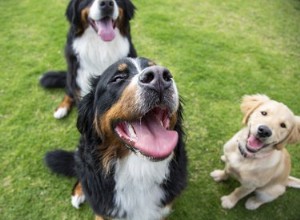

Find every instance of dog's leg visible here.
[54,94,74,119]
[221,186,255,209]
[210,170,228,182]
[71,181,86,209]
[245,184,286,210]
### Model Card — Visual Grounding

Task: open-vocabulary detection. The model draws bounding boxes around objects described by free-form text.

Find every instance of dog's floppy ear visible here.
[123,0,136,20]
[287,116,300,144]
[274,116,300,150]
[240,94,270,124]
[77,92,95,136]
[66,0,81,31]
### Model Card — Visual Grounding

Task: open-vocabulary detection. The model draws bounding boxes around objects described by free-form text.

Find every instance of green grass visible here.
[1,0,300,219]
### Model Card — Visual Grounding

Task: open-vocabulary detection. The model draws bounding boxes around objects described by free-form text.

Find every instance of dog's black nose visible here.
[100,0,114,11]
[257,125,272,138]
[139,66,173,93]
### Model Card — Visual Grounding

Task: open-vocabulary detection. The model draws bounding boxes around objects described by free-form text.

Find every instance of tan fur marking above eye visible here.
[118,63,128,72]
[148,61,156,66]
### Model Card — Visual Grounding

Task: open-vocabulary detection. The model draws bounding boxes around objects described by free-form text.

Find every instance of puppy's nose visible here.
[100,0,114,11]
[257,125,272,138]
[138,66,173,93]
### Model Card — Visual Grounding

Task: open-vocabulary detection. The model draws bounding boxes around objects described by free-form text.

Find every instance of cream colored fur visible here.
[211,94,300,210]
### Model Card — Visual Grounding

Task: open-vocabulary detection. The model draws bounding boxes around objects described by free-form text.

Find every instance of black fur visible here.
[45,57,187,218]
[40,0,137,114]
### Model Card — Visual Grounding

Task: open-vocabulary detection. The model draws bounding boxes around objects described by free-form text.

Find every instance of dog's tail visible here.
[287,176,300,188]
[44,150,76,177]
[40,71,67,88]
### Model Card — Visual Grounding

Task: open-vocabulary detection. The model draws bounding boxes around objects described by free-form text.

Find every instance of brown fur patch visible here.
[81,7,90,30]
[94,84,138,171]
[56,95,74,111]
[115,8,127,36]
[72,181,84,197]
[95,215,105,220]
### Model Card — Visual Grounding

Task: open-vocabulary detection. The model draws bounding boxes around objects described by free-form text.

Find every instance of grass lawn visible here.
[1,0,300,219]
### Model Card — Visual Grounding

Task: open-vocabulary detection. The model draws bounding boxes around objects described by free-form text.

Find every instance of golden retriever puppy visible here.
[211,94,300,210]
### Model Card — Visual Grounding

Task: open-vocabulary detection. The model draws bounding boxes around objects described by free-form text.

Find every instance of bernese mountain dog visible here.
[40,0,137,119]
[45,57,187,220]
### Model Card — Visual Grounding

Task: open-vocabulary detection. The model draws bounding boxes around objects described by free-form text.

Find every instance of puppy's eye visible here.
[111,73,128,83]
[261,111,267,116]
[280,123,286,128]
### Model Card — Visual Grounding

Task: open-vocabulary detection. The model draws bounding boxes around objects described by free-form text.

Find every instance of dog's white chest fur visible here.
[72,26,130,97]
[113,153,172,220]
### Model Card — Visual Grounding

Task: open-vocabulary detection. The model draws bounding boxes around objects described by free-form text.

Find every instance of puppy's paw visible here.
[221,195,236,209]
[245,197,261,210]
[210,170,226,182]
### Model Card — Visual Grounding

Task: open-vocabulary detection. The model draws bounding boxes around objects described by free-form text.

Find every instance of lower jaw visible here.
[126,144,173,162]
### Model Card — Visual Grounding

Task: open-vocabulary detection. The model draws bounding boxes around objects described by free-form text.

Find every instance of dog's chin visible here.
[125,144,173,162]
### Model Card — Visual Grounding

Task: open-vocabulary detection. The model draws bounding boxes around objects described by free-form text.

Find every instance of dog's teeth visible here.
[128,123,137,140]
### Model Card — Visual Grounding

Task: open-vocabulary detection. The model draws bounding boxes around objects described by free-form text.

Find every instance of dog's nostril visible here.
[258,125,272,138]
[100,0,114,8]
[163,70,172,82]
[140,71,155,84]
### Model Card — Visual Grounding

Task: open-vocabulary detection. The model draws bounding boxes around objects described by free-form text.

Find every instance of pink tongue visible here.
[95,19,115,41]
[130,113,178,159]
[247,135,264,149]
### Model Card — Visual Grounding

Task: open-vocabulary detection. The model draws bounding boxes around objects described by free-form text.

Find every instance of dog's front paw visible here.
[210,170,227,182]
[71,194,86,209]
[221,195,236,209]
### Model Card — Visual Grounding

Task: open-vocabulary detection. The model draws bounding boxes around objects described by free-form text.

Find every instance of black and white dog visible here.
[45,57,187,220]
[40,0,137,119]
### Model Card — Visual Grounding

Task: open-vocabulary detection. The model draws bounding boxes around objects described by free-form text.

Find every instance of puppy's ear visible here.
[240,94,270,124]
[287,116,300,144]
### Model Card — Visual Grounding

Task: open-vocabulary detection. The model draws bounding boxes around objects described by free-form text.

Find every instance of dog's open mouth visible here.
[114,107,178,160]
[246,134,264,153]
[89,17,116,41]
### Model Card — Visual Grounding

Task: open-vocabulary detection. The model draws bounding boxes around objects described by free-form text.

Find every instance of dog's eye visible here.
[111,73,128,83]
[280,123,286,128]
[261,111,267,116]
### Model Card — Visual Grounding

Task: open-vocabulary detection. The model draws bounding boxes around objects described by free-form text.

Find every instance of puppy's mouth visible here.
[114,107,178,161]
[89,17,116,41]
[246,134,264,153]
[246,133,274,153]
